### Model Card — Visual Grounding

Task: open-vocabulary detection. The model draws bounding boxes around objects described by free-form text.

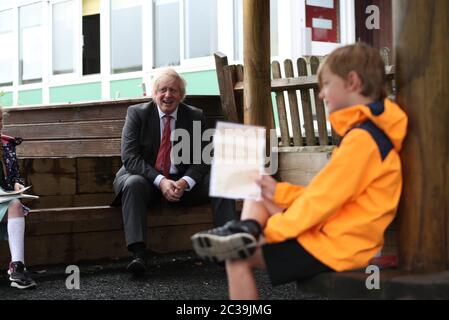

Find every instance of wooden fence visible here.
[215,49,395,148]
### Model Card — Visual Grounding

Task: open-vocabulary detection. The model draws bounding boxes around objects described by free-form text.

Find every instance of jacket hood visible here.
[329,99,408,152]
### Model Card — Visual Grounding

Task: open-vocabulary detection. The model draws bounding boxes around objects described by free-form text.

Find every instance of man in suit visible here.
[112,68,235,275]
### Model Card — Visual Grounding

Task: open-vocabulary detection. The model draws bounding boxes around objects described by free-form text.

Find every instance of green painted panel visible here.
[0,92,13,107]
[50,82,102,104]
[181,70,219,95]
[110,78,144,99]
[18,89,42,106]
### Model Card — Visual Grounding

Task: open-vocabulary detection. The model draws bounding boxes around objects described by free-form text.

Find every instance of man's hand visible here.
[159,178,181,202]
[14,183,25,192]
[256,175,277,201]
[173,179,189,199]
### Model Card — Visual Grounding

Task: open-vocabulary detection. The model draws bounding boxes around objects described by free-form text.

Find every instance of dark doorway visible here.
[83,13,100,75]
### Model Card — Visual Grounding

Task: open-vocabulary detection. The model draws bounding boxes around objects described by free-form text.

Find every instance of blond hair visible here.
[318,43,387,100]
[151,68,187,102]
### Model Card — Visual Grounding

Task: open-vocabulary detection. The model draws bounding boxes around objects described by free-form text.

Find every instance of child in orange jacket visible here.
[192,43,408,300]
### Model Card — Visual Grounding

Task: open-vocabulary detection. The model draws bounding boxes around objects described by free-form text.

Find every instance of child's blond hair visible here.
[318,43,387,100]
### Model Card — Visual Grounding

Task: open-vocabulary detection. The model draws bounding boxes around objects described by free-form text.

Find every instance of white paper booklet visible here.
[209,122,266,200]
[0,186,32,196]
[0,186,39,204]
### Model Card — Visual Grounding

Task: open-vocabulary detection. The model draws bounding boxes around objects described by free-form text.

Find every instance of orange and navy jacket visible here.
[264,99,408,272]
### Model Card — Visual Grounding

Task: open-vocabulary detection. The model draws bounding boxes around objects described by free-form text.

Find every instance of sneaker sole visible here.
[10,280,37,290]
[191,232,257,262]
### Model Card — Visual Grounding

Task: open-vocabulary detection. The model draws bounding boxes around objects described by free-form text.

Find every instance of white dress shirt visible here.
[153,105,196,191]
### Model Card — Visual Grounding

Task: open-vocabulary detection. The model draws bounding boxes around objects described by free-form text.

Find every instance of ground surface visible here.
[0,251,310,300]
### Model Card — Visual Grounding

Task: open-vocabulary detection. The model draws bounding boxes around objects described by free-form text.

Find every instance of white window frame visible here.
[0,4,11,12]
[178,0,217,69]
[148,0,179,70]
[0,6,15,94]
[18,0,44,88]
[229,0,281,65]
[2,0,288,106]
[217,0,234,63]
[48,0,82,84]
[296,0,356,56]
[146,0,228,81]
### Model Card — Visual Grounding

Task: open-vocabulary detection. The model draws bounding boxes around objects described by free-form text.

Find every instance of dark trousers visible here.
[120,173,236,248]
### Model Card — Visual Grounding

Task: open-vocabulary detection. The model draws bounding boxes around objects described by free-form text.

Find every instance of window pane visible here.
[0,9,12,33]
[53,1,76,75]
[20,3,43,84]
[111,0,142,74]
[0,1,14,9]
[233,0,278,61]
[233,0,243,61]
[184,0,217,59]
[270,0,278,57]
[0,10,13,86]
[153,0,180,68]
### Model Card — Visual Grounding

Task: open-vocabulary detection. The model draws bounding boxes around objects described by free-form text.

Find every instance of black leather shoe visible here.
[126,255,147,275]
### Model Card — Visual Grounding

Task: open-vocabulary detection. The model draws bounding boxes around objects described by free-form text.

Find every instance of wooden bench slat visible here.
[4,96,223,124]
[5,102,133,124]
[26,193,116,209]
[5,117,221,140]
[17,139,121,158]
[4,120,125,140]
[28,206,213,229]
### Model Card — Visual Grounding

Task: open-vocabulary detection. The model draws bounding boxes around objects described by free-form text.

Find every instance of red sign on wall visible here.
[306,0,339,43]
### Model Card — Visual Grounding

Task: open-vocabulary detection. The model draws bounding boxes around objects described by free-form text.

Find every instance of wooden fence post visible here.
[394,0,449,272]
[243,0,273,130]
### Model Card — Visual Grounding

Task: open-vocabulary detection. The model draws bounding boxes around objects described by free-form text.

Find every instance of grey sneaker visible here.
[191,220,262,263]
[8,261,37,290]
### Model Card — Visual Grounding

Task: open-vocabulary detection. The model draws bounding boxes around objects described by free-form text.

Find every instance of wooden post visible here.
[243,0,273,129]
[394,0,449,272]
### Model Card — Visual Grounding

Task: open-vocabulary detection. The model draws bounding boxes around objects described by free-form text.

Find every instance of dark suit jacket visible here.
[111,101,210,206]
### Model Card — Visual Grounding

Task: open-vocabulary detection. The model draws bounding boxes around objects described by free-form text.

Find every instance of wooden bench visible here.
[0,95,226,267]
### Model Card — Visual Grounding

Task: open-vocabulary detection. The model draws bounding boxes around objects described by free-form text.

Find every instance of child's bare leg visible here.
[225,200,280,299]
[226,247,266,300]
[240,199,282,226]
[8,200,24,219]
[1,199,24,223]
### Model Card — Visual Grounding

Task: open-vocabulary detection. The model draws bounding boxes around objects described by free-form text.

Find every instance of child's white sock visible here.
[7,217,25,263]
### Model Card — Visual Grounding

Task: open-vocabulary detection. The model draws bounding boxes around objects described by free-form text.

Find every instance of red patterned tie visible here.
[155,115,172,177]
